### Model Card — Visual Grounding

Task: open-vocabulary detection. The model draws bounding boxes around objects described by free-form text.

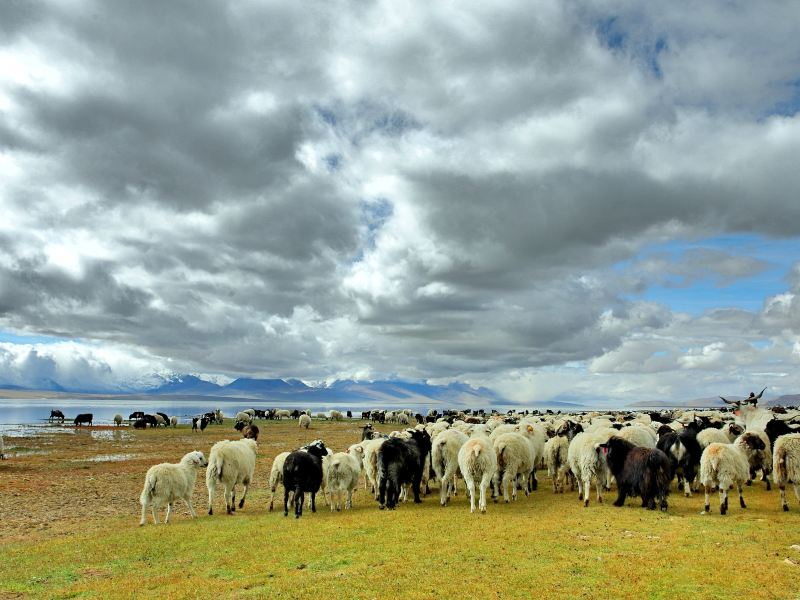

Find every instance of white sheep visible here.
[544,435,572,493]
[567,429,614,507]
[361,437,387,498]
[773,433,800,511]
[734,432,772,490]
[268,451,290,511]
[214,409,224,424]
[492,432,533,503]
[113,414,123,426]
[699,441,750,515]
[242,409,256,418]
[697,428,730,449]
[458,437,497,513]
[326,451,361,510]
[616,424,657,449]
[235,411,252,424]
[330,410,344,421]
[154,414,167,427]
[514,421,547,489]
[170,416,178,428]
[299,414,312,429]
[206,438,258,515]
[139,450,208,526]
[432,428,468,506]
[275,409,290,419]
[316,412,328,420]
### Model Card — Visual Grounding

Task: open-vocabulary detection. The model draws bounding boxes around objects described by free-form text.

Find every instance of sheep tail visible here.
[775,445,788,482]
[140,474,156,504]
[207,460,222,482]
[472,443,482,458]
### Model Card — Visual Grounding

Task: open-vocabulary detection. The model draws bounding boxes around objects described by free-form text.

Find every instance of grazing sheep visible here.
[432,429,468,506]
[330,410,344,421]
[274,409,290,420]
[567,429,614,507]
[235,411,252,424]
[735,432,772,490]
[316,412,328,420]
[458,437,497,513]
[544,435,572,493]
[299,414,312,429]
[169,416,178,428]
[492,432,533,503]
[242,409,256,418]
[242,424,259,440]
[133,419,148,430]
[377,429,432,509]
[699,441,754,515]
[283,440,328,518]
[113,414,123,427]
[326,451,362,510]
[773,433,800,511]
[599,436,671,511]
[206,438,258,515]
[154,414,167,427]
[74,413,93,427]
[139,450,208,525]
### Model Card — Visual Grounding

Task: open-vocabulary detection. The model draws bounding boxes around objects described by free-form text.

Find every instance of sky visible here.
[1,1,800,406]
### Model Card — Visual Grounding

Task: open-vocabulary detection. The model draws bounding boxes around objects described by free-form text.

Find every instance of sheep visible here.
[283,439,329,518]
[275,409,291,420]
[599,436,671,511]
[139,450,208,525]
[457,436,496,513]
[657,429,702,497]
[567,429,614,507]
[362,437,387,498]
[316,412,328,420]
[735,432,772,490]
[330,410,344,421]
[299,414,312,429]
[722,422,744,442]
[242,424,259,440]
[267,451,290,511]
[206,438,258,515]
[544,435,572,493]
[616,424,657,449]
[773,433,800,511]
[242,409,256,418]
[699,440,755,515]
[492,432,533,503]
[234,411,252,424]
[697,427,730,450]
[431,429,468,506]
[192,416,210,432]
[170,416,178,428]
[514,421,547,491]
[154,414,167,427]
[377,429,432,509]
[74,413,93,427]
[326,451,362,510]
[214,409,223,424]
[113,414,123,427]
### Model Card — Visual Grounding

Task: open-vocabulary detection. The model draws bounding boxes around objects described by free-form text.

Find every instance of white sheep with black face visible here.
[139,450,208,526]
[206,438,258,515]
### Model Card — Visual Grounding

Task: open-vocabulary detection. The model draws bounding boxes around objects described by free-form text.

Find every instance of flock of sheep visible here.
[136,394,800,525]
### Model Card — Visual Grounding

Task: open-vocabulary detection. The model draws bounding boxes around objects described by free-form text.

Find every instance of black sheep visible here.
[283,440,328,518]
[377,429,432,510]
[657,429,702,497]
[600,436,671,511]
[74,413,93,427]
[192,416,210,432]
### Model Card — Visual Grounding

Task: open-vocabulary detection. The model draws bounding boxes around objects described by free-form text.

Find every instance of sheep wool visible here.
[206,438,258,515]
[139,450,208,526]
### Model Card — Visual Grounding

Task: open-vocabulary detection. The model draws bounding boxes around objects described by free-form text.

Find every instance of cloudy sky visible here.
[1,0,799,405]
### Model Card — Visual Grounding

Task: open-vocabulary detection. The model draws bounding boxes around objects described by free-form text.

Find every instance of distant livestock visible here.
[139,450,208,525]
[155,412,170,427]
[299,414,312,429]
[74,413,93,427]
[113,414,123,426]
[192,417,210,432]
[169,416,178,428]
[129,411,145,420]
[49,410,65,423]
[600,436,671,511]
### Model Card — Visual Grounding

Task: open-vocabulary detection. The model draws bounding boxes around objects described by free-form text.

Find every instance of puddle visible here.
[90,430,134,442]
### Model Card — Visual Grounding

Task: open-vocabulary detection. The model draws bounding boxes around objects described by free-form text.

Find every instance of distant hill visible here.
[629,393,800,409]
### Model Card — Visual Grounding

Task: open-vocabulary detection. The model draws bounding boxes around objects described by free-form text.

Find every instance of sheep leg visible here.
[151,501,160,524]
[238,479,250,510]
[184,495,197,519]
[595,476,603,504]
[763,471,771,491]
[283,486,290,517]
[295,488,304,518]
[165,502,172,524]
[738,484,746,509]
[346,489,353,510]
[230,486,236,512]
[719,488,728,515]
[139,500,149,526]
[530,469,538,492]
[479,472,492,513]
[466,477,476,513]
[378,472,388,509]
[703,484,711,514]
[613,490,627,507]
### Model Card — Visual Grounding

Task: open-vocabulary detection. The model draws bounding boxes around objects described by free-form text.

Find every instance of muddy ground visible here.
[0,419,371,542]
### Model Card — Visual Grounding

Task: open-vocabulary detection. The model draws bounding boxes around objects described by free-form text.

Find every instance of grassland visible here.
[0,419,798,599]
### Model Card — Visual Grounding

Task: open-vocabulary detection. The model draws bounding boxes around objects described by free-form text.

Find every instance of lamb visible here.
[457,437,497,513]
[431,428,468,506]
[773,433,800,511]
[492,432,533,503]
[377,429,432,509]
[326,451,362,511]
[734,432,772,490]
[139,450,208,525]
[567,429,614,507]
[283,439,329,518]
[113,414,123,427]
[299,414,312,429]
[599,436,671,511]
[699,440,754,515]
[206,438,258,515]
